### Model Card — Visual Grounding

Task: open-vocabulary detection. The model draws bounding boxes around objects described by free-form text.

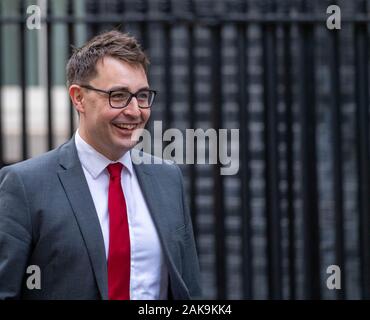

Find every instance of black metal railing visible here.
[1,0,370,300]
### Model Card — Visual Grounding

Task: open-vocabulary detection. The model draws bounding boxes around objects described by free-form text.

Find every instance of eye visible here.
[137,91,150,100]
[111,91,130,100]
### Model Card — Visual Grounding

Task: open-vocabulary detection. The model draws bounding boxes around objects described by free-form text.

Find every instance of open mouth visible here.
[113,123,139,131]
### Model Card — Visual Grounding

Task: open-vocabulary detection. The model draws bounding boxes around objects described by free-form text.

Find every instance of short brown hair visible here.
[66,30,149,87]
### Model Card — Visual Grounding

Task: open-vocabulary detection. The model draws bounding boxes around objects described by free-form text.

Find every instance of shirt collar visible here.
[75,129,133,179]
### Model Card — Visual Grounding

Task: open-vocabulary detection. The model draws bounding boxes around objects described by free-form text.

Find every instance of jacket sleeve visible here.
[175,165,202,299]
[0,166,32,299]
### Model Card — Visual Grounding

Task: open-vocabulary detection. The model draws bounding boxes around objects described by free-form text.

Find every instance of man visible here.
[0,30,201,300]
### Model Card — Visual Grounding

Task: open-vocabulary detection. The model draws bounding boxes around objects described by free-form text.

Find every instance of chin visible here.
[116,140,137,152]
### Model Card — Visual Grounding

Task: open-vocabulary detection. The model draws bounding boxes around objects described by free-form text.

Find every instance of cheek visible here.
[95,108,116,127]
[84,100,100,123]
[142,109,151,123]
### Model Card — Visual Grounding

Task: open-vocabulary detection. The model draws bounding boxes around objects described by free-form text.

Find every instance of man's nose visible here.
[122,96,141,117]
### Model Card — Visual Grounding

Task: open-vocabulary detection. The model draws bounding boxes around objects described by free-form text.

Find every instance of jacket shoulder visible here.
[131,148,175,166]
[131,148,184,183]
[0,141,67,179]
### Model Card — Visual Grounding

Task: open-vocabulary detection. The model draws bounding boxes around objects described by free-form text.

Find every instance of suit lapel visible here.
[132,152,189,298]
[57,138,108,300]
[133,164,171,241]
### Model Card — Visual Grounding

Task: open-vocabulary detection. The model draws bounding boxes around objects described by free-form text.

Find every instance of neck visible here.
[77,127,126,161]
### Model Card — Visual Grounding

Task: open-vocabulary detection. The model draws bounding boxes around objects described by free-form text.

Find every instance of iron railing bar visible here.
[67,0,75,138]
[282,23,296,300]
[262,21,282,300]
[138,0,149,57]
[163,6,173,133]
[328,27,346,300]
[354,0,370,299]
[211,24,226,300]
[188,23,198,241]
[0,3,3,166]
[20,0,28,160]
[46,5,53,150]
[3,14,370,24]
[237,22,253,300]
[299,21,321,300]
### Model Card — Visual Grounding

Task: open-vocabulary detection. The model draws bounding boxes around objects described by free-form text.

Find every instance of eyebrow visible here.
[108,85,150,92]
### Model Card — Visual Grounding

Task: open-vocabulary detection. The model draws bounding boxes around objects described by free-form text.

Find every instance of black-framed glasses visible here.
[80,84,156,109]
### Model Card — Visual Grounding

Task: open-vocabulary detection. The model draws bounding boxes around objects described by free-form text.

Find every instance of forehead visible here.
[93,56,148,89]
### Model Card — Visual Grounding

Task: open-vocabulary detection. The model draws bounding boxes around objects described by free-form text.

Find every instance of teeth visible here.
[115,123,137,130]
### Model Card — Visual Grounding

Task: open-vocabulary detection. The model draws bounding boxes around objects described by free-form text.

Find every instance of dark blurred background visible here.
[1,0,370,300]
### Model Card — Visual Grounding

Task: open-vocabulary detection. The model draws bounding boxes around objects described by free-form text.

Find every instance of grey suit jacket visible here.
[0,137,201,300]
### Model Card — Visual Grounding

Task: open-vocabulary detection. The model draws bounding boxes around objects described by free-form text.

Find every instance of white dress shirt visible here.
[75,130,168,299]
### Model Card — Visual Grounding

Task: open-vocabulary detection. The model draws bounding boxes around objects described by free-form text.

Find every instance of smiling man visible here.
[0,30,201,300]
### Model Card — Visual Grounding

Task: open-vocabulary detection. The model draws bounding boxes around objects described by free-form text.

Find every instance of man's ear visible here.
[69,85,85,113]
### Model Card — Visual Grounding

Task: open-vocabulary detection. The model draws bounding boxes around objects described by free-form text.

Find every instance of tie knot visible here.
[107,163,123,179]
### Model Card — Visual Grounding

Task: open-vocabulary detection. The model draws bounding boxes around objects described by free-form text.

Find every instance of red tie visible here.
[107,163,130,300]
